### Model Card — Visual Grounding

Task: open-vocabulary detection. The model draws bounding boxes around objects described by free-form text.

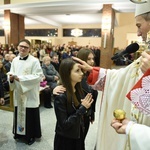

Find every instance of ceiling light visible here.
[71,28,83,37]
[130,0,148,4]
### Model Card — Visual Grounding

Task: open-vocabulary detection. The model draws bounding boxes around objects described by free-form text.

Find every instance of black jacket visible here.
[4,62,11,72]
[0,77,4,98]
[0,71,9,92]
[54,93,87,139]
[81,76,98,121]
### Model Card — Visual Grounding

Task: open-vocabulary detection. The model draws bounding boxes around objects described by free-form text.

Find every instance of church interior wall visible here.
[0,13,140,49]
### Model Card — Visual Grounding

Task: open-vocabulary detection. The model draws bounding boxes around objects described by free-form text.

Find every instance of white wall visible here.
[0,37,5,44]
[0,13,141,49]
[127,33,143,45]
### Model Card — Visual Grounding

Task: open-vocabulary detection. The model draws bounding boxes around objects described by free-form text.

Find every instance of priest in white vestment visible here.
[8,39,43,145]
[111,1,150,149]
[72,1,150,149]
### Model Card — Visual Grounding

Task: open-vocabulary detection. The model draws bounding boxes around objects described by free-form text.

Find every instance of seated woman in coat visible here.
[42,56,60,90]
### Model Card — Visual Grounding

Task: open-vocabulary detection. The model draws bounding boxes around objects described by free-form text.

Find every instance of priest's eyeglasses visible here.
[19,45,29,49]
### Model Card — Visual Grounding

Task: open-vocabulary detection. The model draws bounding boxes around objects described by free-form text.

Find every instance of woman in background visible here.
[42,56,59,90]
[77,48,98,138]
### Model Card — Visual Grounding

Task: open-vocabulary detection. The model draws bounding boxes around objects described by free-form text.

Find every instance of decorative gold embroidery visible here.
[23,68,30,75]
[131,104,139,122]
[131,60,141,78]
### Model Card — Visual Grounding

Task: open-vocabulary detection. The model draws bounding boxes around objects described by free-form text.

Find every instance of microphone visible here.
[111,43,139,60]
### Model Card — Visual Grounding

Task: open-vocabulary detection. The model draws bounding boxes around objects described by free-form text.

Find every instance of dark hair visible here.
[59,58,83,106]
[77,48,95,77]
[18,39,31,46]
[77,48,94,62]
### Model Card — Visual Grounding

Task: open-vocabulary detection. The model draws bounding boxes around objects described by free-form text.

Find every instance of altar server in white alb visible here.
[72,1,150,150]
[8,39,43,145]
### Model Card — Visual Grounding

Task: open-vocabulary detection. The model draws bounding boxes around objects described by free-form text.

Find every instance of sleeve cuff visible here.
[126,121,136,135]
[87,67,100,85]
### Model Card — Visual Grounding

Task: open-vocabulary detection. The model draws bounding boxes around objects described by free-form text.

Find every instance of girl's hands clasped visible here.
[81,93,93,109]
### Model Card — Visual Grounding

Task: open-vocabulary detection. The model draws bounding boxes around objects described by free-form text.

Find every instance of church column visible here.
[100,4,115,68]
[4,0,25,47]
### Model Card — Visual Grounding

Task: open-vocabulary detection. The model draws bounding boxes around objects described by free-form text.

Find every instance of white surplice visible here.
[8,55,43,135]
[91,58,150,150]
[129,124,150,150]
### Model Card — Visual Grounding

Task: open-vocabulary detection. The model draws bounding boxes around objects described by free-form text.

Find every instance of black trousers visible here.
[41,87,52,107]
[13,107,42,142]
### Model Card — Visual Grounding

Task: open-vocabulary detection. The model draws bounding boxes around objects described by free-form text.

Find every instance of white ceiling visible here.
[0,0,136,27]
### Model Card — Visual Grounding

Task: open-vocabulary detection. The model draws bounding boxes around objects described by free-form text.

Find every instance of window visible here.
[0,30,4,36]
[25,29,58,37]
[63,28,101,37]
